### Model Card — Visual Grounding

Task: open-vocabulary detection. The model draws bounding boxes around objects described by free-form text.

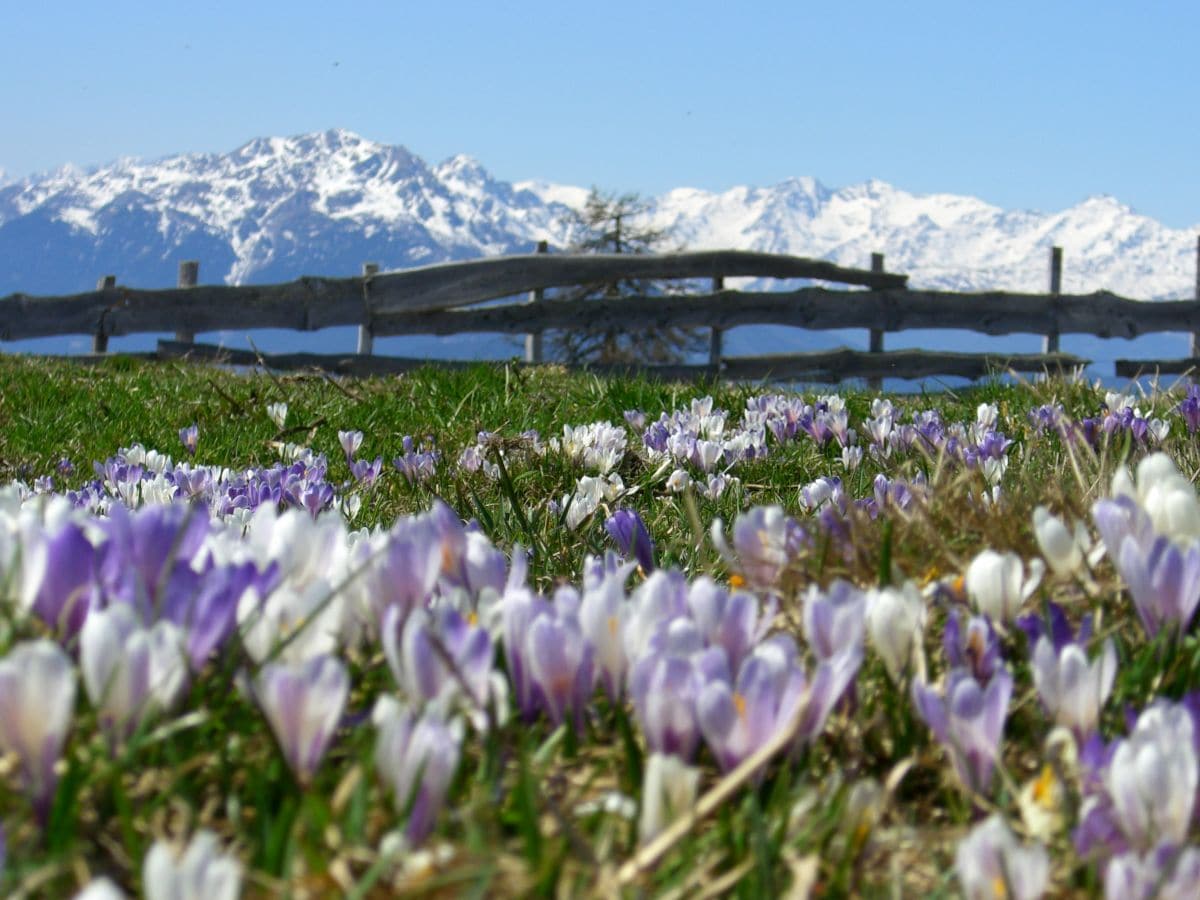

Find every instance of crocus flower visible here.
[711,506,806,590]
[80,604,188,743]
[943,609,1002,686]
[21,521,101,639]
[255,654,348,786]
[266,402,288,430]
[373,696,463,846]
[639,752,700,843]
[142,829,241,900]
[1104,845,1200,900]
[338,429,364,460]
[913,667,1012,795]
[954,814,1049,900]
[964,549,1043,623]
[696,635,861,774]
[578,562,634,701]
[178,424,199,456]
[1103,702,1197,851]
[0,640,77,823]
[688,577,768,674]
[382,605,498,726]
[1030,634,1116,741]
[525,607,594,733]
[803,579,866,663]
[74,878,125,900]
[1116,534,1200,638]
[1032,505,1091,577]
[1114,452,1200,542]
[629,649,726,761]
[604,509,656,572]
[864,582,926,682]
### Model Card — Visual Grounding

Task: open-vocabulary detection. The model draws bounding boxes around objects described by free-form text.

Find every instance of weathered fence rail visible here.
[3,243,1199,384]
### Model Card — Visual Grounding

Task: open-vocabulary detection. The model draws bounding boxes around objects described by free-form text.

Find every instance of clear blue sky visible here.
[4,1,1199,227]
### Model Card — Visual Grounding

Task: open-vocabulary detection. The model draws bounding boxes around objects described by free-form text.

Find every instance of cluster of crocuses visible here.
[7,381,1200,895]
[47,441,342,525]
[1031,391,1174,450]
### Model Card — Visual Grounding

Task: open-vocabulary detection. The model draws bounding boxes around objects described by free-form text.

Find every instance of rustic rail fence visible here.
[3,243,1199,384]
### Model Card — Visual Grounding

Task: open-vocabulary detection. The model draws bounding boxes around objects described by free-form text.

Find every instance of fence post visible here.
[867,253,885,392]
[1042,246,1062,354]
[357,262,379,355]
[93,274,116,353]
[1192,235,1200,359]
[524,240,548,364]
[708,275,725,372]
[174,260,199,344]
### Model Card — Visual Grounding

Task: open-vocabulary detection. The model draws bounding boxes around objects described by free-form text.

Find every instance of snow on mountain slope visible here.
[0,128,1196,304]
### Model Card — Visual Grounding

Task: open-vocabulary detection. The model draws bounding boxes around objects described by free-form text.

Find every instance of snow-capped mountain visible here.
[0,127,1195,305]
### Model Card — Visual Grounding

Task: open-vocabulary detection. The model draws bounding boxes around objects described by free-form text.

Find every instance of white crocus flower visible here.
[143,830,242,900]
[1030,636,1116,739]
[81,604,188,741]
[266,401,288,429]
[639,752,700,843]
[955,814,1049,900]
[864,581,926,681]
[964,549,1043,623]
[1032,506,1092,577]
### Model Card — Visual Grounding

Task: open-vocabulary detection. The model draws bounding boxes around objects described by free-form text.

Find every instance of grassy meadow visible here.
[0,353,1198,898]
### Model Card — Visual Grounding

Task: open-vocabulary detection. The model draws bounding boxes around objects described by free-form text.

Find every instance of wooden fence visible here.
[2,242,1199,384]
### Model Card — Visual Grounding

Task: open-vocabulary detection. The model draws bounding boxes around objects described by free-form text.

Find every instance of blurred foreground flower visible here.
[964,549,1042,624]
[373,696,464,846]
[255,654,348,786]
[913,668,1012,795]
[0,639,76,823]
[143,829,242,900]
[81,604,188,744]
[639,752,700,843]
[864,582,926,682]
[1030,631,1116,742]
[955,814,1048,900]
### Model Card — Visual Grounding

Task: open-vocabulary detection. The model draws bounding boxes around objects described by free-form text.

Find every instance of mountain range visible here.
[0,128,1195,366]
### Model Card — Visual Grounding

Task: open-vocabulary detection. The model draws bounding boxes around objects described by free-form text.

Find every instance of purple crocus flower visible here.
[383,605,496,721]
[711,506,806,590]
[24,521,101,639]
[943,609,1002,686]
[0,640,77,824]
[524,605,595,733]
[373,696,463,846]
[803,579,866,663]
[688,577,768,674]
[1116,534,1200,638]
[255,654,349,786]
[364,515,443,624]
[1179,385,1200,435]
[604,509,656,572]
[348,456,383,486]
[912,667,1013,795]
[178,424,199,456]
[629,648,726,761]
[697,636,861,773]
[1104,702,1197,852]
